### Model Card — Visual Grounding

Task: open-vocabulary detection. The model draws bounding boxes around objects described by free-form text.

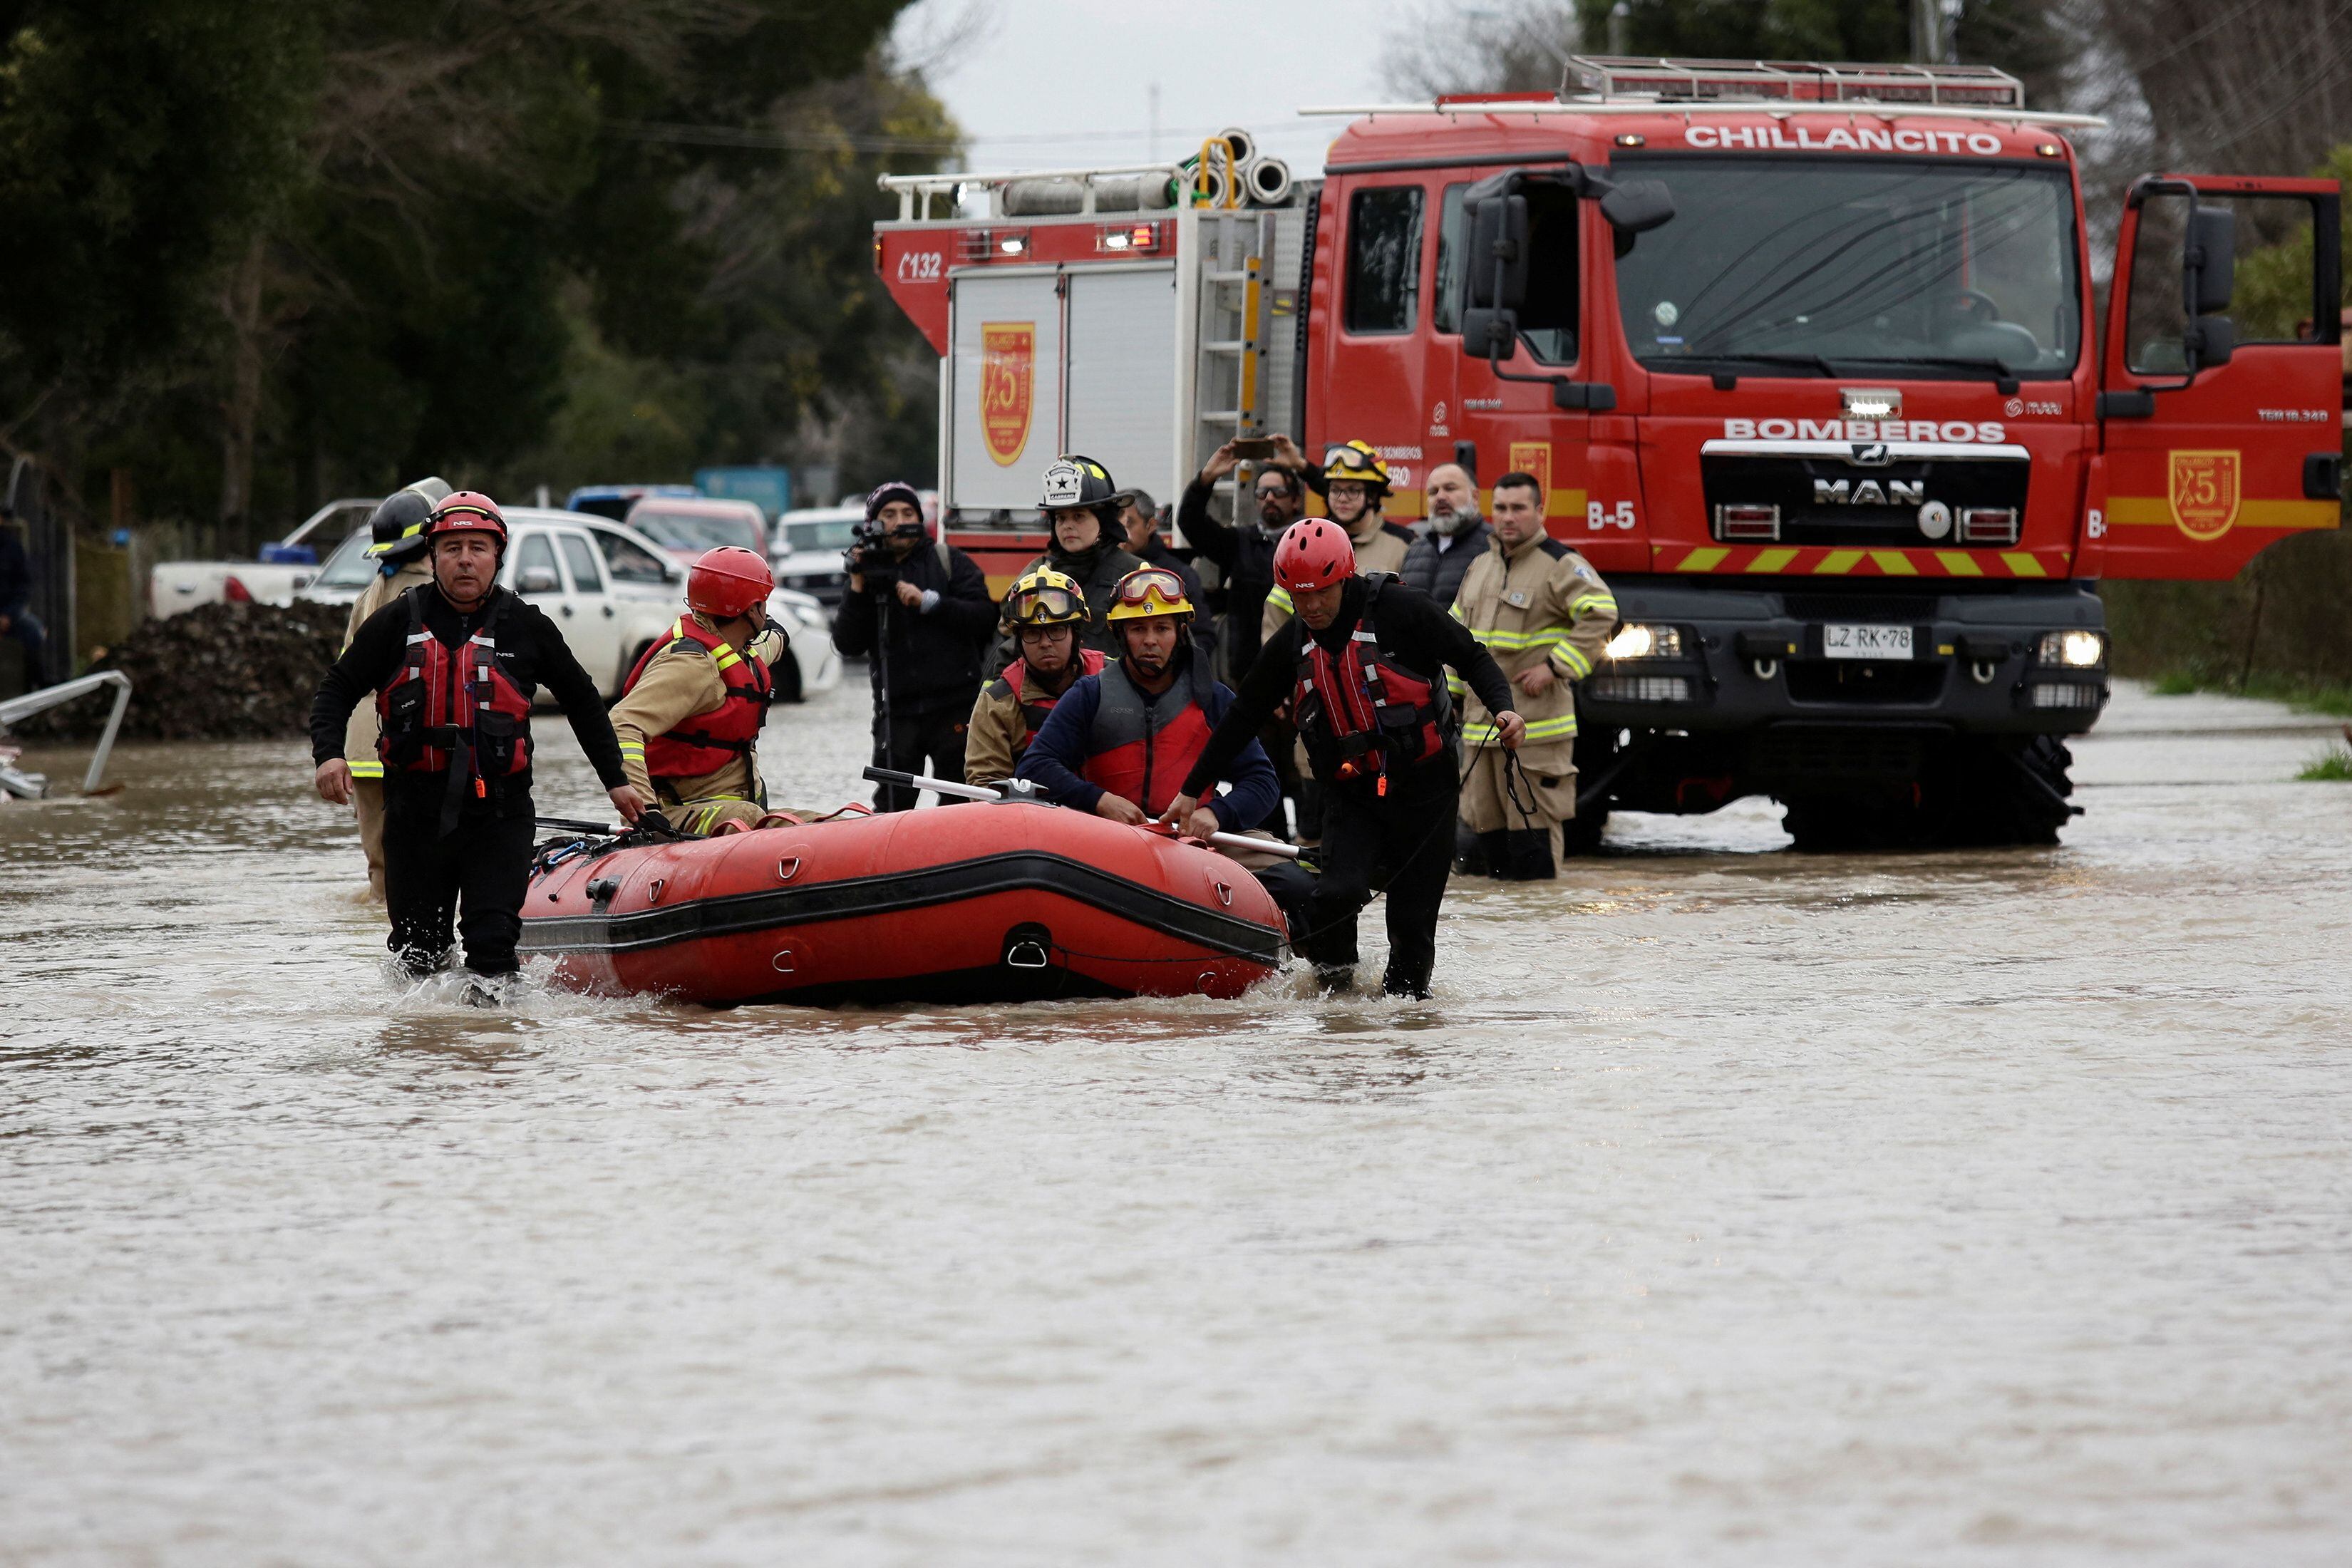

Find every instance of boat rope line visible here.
[517,850,1285,966]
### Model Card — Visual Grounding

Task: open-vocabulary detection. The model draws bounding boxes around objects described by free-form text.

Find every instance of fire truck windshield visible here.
[1614,158,2080,379]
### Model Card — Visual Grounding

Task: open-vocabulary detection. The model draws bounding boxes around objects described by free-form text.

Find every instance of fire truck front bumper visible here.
[1577,577,2110,738]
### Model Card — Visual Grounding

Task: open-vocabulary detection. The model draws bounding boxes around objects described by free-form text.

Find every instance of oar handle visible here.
[862,765,1048,804]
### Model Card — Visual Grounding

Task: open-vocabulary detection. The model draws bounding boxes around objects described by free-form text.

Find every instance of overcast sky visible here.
[893,0,1422,179]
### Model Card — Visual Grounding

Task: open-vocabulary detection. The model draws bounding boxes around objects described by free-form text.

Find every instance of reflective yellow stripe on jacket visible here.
[1462,713,1579,746]
[346,760,385,780]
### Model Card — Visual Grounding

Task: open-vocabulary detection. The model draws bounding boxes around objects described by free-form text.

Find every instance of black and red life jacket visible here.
[375,587,535,790]
[994,648,1107,760]
[620,616,773,779]
[1291,573,1450,793]
[1079,651,1218,817]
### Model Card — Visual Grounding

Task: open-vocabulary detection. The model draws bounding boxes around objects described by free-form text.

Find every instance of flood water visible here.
[6,678,2351,1563]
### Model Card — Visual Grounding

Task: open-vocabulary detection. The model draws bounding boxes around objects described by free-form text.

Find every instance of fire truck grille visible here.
[1748,727,1928,781]
[1702,455,2029,547]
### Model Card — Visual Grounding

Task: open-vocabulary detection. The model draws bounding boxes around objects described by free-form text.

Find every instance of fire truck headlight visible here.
[1604,624,1682,661]
[2038,629,2107,668]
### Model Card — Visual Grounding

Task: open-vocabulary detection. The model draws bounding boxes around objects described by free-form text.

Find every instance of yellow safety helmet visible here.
[1004,566,1089,627]
[1104,565,1195,624]
[1321,438,1391,495]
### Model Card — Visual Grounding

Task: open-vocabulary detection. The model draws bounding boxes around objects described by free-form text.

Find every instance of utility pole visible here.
[1911,0,1961,64]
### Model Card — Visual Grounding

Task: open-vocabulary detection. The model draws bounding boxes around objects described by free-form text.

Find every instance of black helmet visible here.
[368,476,453,561]
[1039,454,1119,522]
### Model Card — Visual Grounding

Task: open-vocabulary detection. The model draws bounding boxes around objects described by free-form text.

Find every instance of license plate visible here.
[1822,623,1914,659]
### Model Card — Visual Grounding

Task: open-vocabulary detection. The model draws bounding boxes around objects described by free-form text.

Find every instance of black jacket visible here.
[1400,518,1492,610]
[1175,476,1282,674]
[1184,574,1515,805]
[832,537,996,713]
[309,584,627,817]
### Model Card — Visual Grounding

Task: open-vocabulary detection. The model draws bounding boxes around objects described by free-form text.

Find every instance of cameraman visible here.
[831,480,996,811]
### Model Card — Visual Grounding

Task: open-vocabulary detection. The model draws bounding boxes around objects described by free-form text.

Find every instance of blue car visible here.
[562,483,698,524]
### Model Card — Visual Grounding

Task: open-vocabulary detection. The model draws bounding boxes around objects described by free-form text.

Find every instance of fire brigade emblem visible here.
[2167,449,2240,541]
[980,322,1035,467]
[1507,440,1553,507]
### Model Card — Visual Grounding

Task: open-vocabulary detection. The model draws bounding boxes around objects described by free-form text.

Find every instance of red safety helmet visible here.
[1273,518,1355,592]
[424,492,508,549]
[687,545,774,619]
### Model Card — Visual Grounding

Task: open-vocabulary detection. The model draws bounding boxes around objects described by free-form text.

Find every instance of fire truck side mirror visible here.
[2187,314,2236,372]
[2186,204,2236,317]
[1598,180,1676,237]
[1467,195,1530,311]
[1460,307,1520,362]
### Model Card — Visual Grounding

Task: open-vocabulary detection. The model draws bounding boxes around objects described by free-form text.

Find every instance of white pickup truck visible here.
[148,498,379,619]
[299,509,840,701]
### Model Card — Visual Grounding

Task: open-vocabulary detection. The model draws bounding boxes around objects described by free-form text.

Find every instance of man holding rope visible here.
[1449,470,1617,880]
[1161,520,1522,999]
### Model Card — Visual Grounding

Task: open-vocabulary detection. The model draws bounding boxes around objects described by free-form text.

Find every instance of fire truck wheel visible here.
[1936,735,2074,848]
[1559,810,1609,856]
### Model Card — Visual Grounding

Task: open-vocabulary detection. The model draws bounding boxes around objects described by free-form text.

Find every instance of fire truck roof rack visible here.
[1302,55,2107,128]
[880,164,1186,223]
[1561,56,2026,108]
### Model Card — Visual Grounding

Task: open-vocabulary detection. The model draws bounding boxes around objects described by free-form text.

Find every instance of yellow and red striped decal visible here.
[1661,544,2070,578]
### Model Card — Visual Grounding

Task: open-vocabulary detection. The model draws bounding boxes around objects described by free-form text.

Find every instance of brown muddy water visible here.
[4,679,2350,1564]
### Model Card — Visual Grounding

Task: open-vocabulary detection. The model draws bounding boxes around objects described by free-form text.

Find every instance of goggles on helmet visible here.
[1323,443,1386,479]
[1007,581,1084,625]
[1105,567,1192,623]
[1113,568,1186,608]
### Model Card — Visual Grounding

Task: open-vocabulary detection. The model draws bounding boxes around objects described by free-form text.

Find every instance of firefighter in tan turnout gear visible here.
[1259,439,1416,641]
[608,547,785,836]
[342,478,450,904]
[1450,470,1616,880]
[964,567,1105,789]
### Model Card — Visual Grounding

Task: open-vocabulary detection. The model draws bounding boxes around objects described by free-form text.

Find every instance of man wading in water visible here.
[309,492,647,999]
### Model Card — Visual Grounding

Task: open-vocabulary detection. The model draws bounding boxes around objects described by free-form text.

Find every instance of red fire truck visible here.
[875,58,2343,848]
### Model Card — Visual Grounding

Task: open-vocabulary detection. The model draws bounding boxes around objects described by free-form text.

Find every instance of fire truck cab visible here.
[876,58,2343,849]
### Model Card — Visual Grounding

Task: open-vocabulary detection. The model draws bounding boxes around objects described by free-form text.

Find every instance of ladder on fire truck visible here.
[877,163,1315,525]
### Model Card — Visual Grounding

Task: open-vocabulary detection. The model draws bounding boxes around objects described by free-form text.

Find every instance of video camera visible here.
[845,516,924,596]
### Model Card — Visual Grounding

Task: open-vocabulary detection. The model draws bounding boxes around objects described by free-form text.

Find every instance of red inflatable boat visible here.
[517,802,1291,1006]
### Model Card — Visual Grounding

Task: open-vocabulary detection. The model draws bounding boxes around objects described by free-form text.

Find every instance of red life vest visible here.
[620,616,773,780]
[1292,574,1450,793]
[1079,652,1218,817]
[375,587,535,788]
[994,648,1106,760]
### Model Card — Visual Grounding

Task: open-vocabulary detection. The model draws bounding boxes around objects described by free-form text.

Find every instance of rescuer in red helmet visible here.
[1158,517,1523,998]
[308,491,649,996]
[607,545,792,835]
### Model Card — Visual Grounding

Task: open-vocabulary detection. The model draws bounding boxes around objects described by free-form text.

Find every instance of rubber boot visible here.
[1453,820,1489,876]
[1313,964,1357,996]
[1477,830,1512,879]
[1499,827,1556,882]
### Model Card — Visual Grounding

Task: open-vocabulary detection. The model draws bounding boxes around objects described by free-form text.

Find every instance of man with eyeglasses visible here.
[1176,434,1310,677]
[964,567,1105,790]
[1014,566,1278,842]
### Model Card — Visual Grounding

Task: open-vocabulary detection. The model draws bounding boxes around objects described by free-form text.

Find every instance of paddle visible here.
[860,766,1304,861]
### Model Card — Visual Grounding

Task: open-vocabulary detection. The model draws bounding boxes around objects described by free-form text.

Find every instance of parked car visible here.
[148,497,378,619]
[624,495,768,562]
[301,509,839,702]
[562,483,698,523]
[768,504,862,610]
